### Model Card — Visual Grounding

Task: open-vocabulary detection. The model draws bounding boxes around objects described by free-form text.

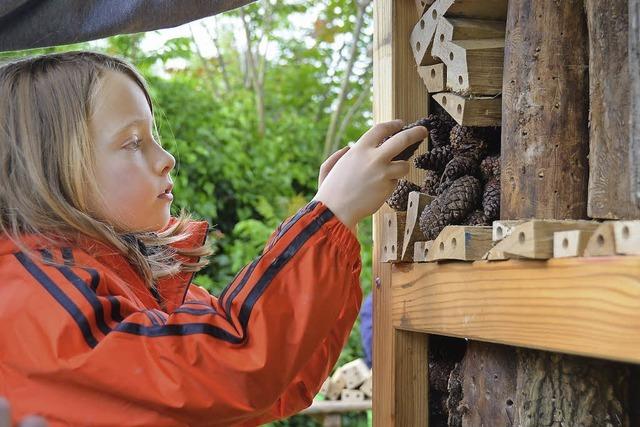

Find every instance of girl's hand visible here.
[318,146,350,189]
[0,397,48,427]
[313,119,427,231]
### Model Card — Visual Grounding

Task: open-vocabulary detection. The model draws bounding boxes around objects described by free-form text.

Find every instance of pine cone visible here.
[443,176,482,222]
[464,209,490,226]
[442,156,478,182]
[414,145,453,172]
[435,179,453,195]
[449,125,477,150]
[419,198,450,240]
[482,179,500,220]
[455,138,487,161]
[419,176,482,239]
[424,113,455,148]
[420,170,440,196]
[480,156,501,182]
[387,179,420,211]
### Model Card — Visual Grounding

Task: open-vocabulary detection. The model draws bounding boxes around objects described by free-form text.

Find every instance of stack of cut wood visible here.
[411,0,507,126]
[318,359,372,402]
[383,217,640,263]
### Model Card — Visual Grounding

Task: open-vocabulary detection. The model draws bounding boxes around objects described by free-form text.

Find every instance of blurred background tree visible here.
[0,1,373,425]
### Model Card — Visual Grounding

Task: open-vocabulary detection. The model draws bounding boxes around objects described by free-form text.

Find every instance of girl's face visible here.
[89,70,176,232]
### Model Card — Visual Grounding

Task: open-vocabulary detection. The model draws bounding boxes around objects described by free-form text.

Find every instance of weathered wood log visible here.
[501,0,589,219]
[586,0,638,219]
[459,342,516,426]
[514,349,630,426]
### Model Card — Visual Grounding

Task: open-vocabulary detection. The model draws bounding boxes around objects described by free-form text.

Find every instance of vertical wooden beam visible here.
[586,0,637,219]
[373,0,429,426]
[632,0,640,210]
[501,0,590,220]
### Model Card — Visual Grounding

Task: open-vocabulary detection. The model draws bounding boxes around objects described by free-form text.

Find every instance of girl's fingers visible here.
[358,120,404,147]
[0,398,10,427]
[386,161,411,180]
[378,126,428,162]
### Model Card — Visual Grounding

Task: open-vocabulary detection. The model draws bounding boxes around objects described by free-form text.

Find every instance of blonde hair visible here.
[0,51,212,288]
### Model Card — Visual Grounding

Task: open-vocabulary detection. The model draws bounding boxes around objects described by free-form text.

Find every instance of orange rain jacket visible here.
[0,200,362,426]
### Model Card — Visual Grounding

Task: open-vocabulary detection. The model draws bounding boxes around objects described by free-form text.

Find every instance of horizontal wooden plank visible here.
[391,257,640,363]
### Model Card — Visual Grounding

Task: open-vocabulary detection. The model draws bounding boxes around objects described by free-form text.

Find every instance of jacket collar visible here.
[0,220,210,313]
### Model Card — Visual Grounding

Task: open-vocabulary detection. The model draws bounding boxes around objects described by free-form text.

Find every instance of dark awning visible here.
[0,0,255,52]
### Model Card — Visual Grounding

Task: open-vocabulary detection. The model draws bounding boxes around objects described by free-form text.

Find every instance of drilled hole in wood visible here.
[432,9,437,19]
[623,225,630,239]
[451,237,457,248]
[440,33,445,43]
[457,104,462,114]
[458,75,463,85]
[416,41,421,52]
[449,52,454,61]
[597,234,605,247]
[519,232,526,243]
[420,19,425,30]
[384,245,388,252]
[421,0,425,5]
[506,399,514,407]
[430,68,436,78]
[439,242,445,251]
[406,228,410,234]
[388,219,392,227]
[391,245,395,253]
[562,238,569,249]
[442,96,447,106]
[496,226,504,240]
[409,201,413,208]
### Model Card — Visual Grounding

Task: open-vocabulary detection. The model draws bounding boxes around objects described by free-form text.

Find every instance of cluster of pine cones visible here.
[386,111,501,240]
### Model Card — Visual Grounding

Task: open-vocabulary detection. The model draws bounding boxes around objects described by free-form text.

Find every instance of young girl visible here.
[0,51,426,426]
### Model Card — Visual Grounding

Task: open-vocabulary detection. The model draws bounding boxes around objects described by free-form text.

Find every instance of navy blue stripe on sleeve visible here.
[15,252,99,349]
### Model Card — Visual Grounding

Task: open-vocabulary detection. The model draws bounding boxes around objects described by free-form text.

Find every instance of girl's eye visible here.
[127,136,142,150]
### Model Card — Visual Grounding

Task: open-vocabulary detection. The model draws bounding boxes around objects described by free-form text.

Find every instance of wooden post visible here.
[586,0,639,219]
[501,0,589,220]
[373,0,429,425]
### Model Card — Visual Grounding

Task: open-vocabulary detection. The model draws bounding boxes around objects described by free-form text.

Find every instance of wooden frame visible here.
[372,0,640,425]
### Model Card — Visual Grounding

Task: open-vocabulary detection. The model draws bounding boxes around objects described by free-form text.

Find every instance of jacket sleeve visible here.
[3,200,361,426]
[0,0,254,52]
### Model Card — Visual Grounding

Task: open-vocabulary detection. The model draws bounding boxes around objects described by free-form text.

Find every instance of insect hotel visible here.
[373,0,640,425]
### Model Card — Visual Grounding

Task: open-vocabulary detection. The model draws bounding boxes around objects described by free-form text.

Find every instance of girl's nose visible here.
[158,147,176,176]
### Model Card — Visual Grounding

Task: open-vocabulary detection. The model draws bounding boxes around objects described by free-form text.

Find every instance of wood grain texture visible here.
[417,64,445,93]
[583,222,617,257]
[401,192,433,260]
[552,230,594,258]
[632,0,640,211]
[373,0,429,425]
[432,92,501,126]
[443,38,505,95]
[427,225,493,261]
[441,0,508,20]
[391,257,640,364]
[381,212,407,262]
[501,0,589,220]
[499,220,599,260]
[586,0,637,219]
